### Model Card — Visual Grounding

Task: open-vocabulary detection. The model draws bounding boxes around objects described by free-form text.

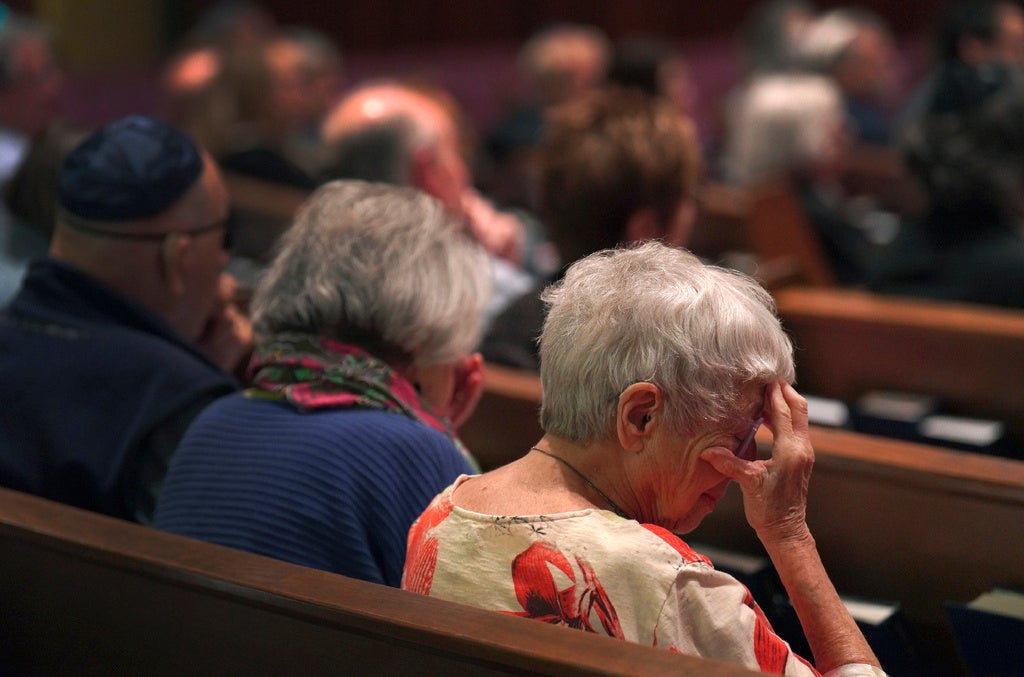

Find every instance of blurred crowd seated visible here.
[3,0,1024,673]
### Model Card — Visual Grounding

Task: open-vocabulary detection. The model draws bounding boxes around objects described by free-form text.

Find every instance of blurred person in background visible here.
[0,6,63,187]
[481,87,701,371]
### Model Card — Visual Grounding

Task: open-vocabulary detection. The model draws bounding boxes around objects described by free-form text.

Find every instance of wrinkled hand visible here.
[700,381,814,545]
[197,273,254,374]
[461,189,525,266]
[448,352,484,430]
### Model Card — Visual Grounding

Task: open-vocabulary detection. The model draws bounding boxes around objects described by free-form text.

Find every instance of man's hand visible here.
[197,273,253,374]
[461,188,525,266]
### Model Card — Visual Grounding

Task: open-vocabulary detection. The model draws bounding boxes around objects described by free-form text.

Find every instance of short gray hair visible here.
[539,241,794,443]
[252,180,491,365]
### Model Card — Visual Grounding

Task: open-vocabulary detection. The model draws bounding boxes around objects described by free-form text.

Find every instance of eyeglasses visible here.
[64,213,234,250]
[735,416,764,462]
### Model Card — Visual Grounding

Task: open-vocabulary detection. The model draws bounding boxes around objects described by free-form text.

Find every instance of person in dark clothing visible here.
[0,116,248,522]
[481,88,701,371]
[902,74,1024,308]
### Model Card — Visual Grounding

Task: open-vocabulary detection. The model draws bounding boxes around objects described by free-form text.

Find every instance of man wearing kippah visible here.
[0,115,249,523]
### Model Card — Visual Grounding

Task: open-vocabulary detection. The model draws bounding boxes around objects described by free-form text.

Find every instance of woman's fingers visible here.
[701,447,764,492]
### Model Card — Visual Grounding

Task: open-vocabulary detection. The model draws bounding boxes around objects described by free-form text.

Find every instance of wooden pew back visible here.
[774,286,1024,448]
[0,487,759,676]
[691,182,751,261]
[460,363,544,471]
[691,427,1024,674]
[691,180,837,289]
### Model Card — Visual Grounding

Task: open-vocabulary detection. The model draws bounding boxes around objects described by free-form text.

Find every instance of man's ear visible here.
[616,381,661,452]
[958,35,990,66]
[623,207,661,243]
[160,233,190,296]
[410,146,437,195]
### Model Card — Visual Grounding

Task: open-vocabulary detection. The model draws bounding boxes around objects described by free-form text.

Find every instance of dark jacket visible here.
[0,258,236,520]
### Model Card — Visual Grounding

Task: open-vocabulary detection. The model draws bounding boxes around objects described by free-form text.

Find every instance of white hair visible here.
[252,180,491,365]
[723,73,843,187]
[539,241,794,443]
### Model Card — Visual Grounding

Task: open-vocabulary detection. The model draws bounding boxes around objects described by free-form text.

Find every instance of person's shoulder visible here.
[299,408,460,455]
[630,522,715,567]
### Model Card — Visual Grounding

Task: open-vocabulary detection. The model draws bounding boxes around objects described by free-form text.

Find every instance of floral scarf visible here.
[246,333,479,471]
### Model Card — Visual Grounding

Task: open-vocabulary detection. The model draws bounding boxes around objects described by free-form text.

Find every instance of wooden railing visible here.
[0,486,762,676]
[774,286,1024,449]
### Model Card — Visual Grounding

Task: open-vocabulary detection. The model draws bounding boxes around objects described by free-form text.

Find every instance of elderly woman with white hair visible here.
[155,180,491,587]
[404,242,886,676]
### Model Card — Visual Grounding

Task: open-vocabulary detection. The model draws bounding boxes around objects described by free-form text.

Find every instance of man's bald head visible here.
[319,82,470,211]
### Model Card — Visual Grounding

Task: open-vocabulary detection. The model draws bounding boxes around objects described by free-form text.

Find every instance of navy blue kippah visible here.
[57,115,204,221]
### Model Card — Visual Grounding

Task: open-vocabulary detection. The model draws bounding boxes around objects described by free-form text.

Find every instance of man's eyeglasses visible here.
[65,213,234,250]
[735,416,764,461]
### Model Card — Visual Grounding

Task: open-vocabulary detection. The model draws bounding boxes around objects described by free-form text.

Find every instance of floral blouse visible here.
[404,476,887,677]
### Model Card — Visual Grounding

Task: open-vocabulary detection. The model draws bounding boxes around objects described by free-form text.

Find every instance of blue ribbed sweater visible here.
[153,393,473,587]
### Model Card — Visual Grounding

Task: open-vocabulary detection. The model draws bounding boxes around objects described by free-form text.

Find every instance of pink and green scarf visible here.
[246,333,479,471]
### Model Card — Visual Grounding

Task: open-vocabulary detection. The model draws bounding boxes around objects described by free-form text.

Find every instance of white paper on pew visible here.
[856,390,937,423]
[842,597,899,626]
[919,415,1004,446]
[690,542,769,576]
[805,395,849,427]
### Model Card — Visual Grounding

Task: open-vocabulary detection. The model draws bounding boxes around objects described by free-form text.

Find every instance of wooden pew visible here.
[691,180,837,289]
[837,144,927,217]
[460,363,544,471]
[774,286,1024,449]
[691,427,1024,676]
[0,487,761,677]
[459,364,1024,674]
[690,182,752,261]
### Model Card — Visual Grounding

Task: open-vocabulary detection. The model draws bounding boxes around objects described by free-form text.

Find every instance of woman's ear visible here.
[160,232,190,296]
[616,381,661,452]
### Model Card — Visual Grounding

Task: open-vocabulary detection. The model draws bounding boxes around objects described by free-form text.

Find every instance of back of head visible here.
[607,36,679,98]
[264,27,344,130]
[795,8,895,103]
[0,9,62,136]
[57,115,205,225]
[51,115,228,341]
[519,23,611,106]
[319,82,441,184]
[538,241,794,444]
[320,81,471,213]
[251,180,491,366]
[740,0,816,75]
[539,87,700,263]
[723,73,843,186]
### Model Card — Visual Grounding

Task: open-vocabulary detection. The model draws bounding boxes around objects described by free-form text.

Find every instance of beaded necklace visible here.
[531,446,630,519]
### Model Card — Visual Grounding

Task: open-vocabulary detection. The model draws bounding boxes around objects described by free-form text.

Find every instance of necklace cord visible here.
[530,446,630,519]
